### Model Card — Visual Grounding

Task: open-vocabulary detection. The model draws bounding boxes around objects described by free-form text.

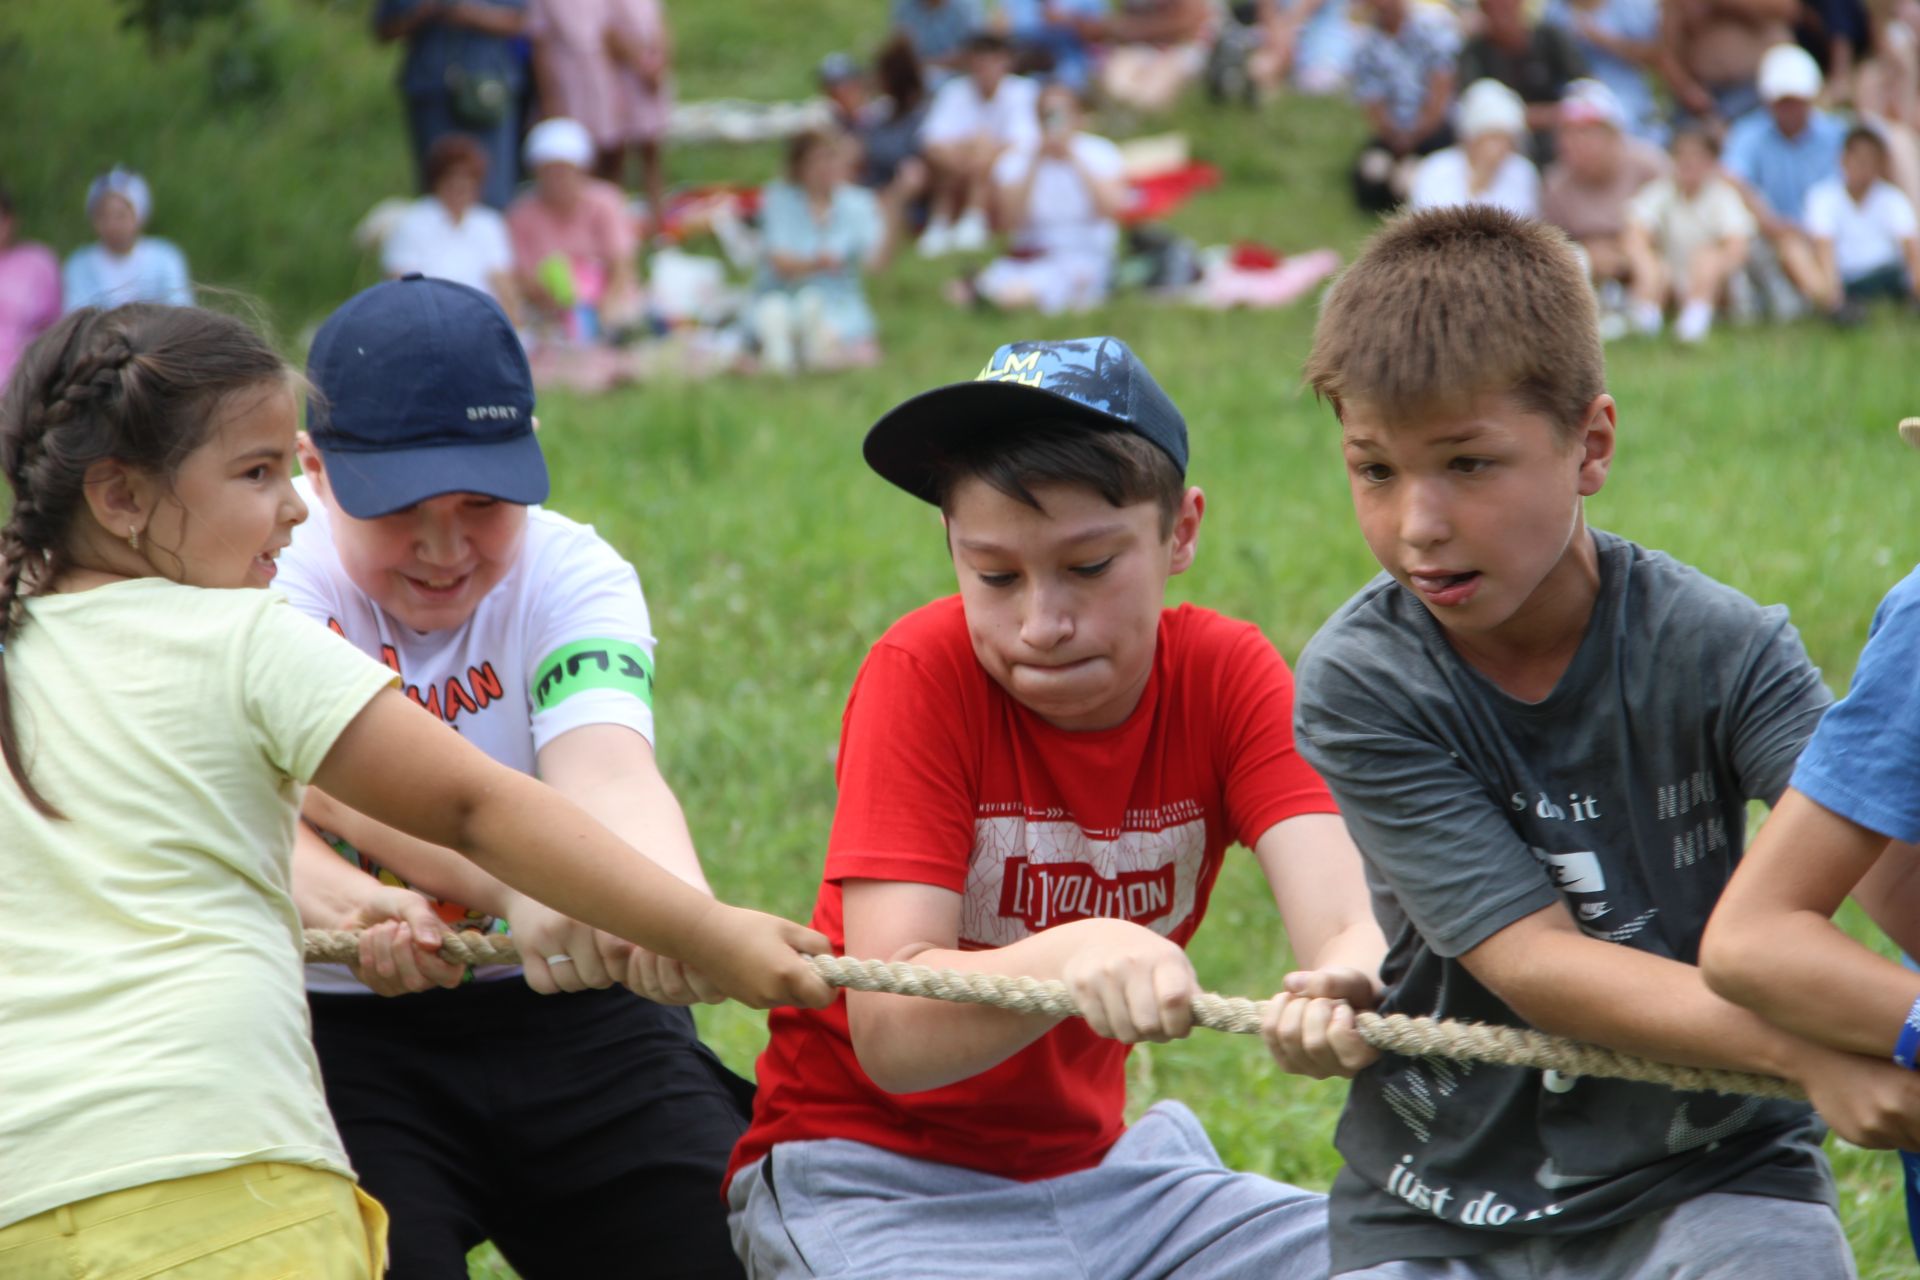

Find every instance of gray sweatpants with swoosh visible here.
[727,1100,1330,1279]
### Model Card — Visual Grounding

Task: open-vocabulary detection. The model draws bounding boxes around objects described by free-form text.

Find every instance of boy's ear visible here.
[1574,394,1617,499]
[79,457,157,539]
[1168,486,1205,576]
[294,434,333,502]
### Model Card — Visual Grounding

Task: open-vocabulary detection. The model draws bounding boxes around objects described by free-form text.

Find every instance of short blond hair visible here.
[1305,206,1603,433]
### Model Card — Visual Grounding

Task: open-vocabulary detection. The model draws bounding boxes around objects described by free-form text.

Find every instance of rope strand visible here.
[301,929,1803,1101]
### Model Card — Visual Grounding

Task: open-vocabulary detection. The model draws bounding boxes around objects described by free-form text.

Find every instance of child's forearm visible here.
[304,786,515,916]
[1706,909,1920,1058]
[291,823,395,929]
[846,931,1085,1093]
[1463,906,1828,1082]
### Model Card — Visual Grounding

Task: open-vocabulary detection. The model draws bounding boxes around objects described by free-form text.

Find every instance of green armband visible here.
[530,638,655,712]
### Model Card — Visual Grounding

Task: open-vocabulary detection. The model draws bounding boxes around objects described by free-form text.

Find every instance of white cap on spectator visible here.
[1758,43,1823,103]
[524,118,596,169]
[1457,79,1528,142]
[86,167,151,224]
[1560,79,1627,131]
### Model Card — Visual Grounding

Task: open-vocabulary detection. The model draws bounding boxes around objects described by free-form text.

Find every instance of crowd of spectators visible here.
[9,0,1920,392]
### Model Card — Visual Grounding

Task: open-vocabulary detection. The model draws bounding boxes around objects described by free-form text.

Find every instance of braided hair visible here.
[0,303,291,816]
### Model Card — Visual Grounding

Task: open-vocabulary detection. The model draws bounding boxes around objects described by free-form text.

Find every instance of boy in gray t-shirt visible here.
[1293,206,1865,1279]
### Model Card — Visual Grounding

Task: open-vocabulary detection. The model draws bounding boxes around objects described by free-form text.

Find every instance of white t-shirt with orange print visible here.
[278,475,660,993]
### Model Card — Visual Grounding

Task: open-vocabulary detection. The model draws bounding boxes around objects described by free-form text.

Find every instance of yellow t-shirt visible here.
[0,579,397,1229]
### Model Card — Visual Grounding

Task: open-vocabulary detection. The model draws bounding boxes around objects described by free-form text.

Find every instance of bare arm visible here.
[1904,236,1920,297]
[993,151,1043,232]
[1410,68,1456,146]
[1253,813,1390,1079]
[310,688,831,1008]
[1702,788,1915,1056]
[841,879,1202,1094]
[1465,891,1920,1148]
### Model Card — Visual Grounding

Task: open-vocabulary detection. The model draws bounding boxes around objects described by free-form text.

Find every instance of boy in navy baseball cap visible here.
[283,275,761,1275]
[727,336,1387,1278]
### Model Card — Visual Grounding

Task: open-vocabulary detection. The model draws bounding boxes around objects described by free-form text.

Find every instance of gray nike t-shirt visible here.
[1294,530,1836,1273]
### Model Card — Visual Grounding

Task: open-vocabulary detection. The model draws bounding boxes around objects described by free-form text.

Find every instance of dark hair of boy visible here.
[1304,205,1603,435]
[1671,124,1721,158]
[1843,124,1889,160]
[928,419,1186,538]
[0,304,292,816]
[785,126,846,178]
[424,132,489,189]
[965,30,1016,57]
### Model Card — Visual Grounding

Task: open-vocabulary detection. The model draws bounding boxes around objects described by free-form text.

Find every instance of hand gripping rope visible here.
[301,929,1802,1101]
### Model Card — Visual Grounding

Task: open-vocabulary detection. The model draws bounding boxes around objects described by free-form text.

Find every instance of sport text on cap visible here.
[305,275,546,519]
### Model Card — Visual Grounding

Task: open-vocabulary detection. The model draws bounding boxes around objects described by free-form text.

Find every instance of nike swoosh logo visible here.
[1535,1158,1608,1191]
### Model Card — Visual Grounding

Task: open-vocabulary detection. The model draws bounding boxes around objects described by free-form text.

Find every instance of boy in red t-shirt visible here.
[727,336,1388,1277]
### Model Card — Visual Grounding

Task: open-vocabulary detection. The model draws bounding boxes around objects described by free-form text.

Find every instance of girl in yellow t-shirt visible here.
[0,303,831,1276]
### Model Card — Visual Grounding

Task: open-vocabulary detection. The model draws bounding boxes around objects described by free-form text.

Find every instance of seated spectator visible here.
[1348,0,1460,212]
[1099,0,1217,112]
[381,134,518,318]
[752,130,886,373]
[820,52,871,131]
[1409,78,1542,216]
[991,0,1109,91]
[1459,0,1591,160]
[528,0,673,226]
[1724,42,1846,316]
[919,32,1040,256]
[1805,124,1920,320]
[1541,0,1666,141]
[61,168,191,314]
[0,184,60,387]
[506,118,644,344]
[1249,0,1360,97]
[849,38,936,263]
[894,0,986,76]
[1541,79,1669,291]
[1662,0,1797,128]
[966,81,1126,312]
[1624,126,1756,341]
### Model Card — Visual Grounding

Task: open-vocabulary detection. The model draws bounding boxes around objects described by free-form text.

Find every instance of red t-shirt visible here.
[728,597,1336,1188]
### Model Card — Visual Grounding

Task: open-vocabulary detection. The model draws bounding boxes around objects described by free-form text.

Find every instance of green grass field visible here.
[2,2,1914,1275]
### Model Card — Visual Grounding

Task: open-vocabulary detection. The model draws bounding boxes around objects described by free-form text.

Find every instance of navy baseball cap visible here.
[863,337,1188,504]
[305,275,546,519]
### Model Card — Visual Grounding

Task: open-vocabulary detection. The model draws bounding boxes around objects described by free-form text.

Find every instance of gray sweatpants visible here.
[1336,1191,1855,1279]
[727,1100,1329,1279]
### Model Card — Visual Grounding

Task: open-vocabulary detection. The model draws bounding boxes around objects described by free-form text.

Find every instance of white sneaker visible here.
[1630,300,1664,337]
[917,218,954,259]
[1597,309,1631,342]
[1675,300,1713,345]
[952,209,990,252]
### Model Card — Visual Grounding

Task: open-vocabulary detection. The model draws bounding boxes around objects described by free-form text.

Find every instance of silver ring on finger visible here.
[546,954,575,965]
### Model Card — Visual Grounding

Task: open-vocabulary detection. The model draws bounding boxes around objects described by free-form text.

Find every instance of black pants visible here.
[311,981,754,1279]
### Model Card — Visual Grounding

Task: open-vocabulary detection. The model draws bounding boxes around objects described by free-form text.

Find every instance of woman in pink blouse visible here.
[529,0,672,227]
[0,187,60,388]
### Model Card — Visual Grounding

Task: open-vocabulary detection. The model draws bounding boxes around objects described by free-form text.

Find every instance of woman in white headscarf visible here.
[61,168,193,314]
[1409,79,1542,217]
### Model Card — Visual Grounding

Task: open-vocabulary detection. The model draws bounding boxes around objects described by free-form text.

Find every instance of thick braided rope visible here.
[302,931,1803,1100]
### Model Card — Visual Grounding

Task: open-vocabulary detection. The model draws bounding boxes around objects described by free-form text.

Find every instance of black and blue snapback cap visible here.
[305,274,546,519]
[863,336,1188,505]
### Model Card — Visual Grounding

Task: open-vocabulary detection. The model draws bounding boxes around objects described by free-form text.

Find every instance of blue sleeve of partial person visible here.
[1791,567,1920,842]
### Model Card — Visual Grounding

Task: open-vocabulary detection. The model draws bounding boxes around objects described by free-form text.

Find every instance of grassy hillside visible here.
[2,2,1913,1276]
